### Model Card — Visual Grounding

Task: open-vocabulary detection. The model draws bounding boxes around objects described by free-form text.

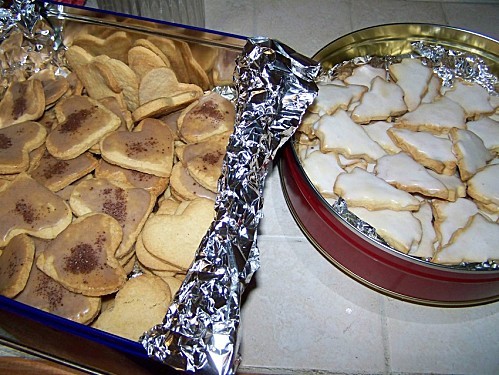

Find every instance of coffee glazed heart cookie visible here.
[15,238,101,325]
[0,173,72,247]
[177,132,230,193]
[94,159,168,198]
[0,79,45,128]
[0,121,47,174]
[36,213,126,296]
[46,95,121,160]
[69,177,156,260]
[177,91,235,144]
[100,118,174,178]
[30,149,98,192]
[0,234,35,298]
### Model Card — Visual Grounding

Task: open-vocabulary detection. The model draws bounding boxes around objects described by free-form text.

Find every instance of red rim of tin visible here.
[278,23,499,307]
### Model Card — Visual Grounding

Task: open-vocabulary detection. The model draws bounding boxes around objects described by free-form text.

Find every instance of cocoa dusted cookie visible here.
[36,213,126,297]
[30,149,98,192]
[0,80,45,128]
[169,162,216,201]
[0,234,35,298]
[15,238,101,325]
[69,177,156,260]
[0,173,72,247]
[94,159,168,198]
[46,95,121,160]
[100,118,175,178]
[177,91,235,144]
[0,121,47,174]
[178,131,231,192]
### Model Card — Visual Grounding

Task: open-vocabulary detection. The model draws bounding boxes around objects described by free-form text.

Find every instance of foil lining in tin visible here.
[0,0,64,96]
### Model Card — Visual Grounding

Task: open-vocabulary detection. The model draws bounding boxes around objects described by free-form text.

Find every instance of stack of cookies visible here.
[0,27,237,341]
[297,57,499,265]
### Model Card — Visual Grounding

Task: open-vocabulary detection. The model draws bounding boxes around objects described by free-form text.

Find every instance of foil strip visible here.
[141,37,319,374]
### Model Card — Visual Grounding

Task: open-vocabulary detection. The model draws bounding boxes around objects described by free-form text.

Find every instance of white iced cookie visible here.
[395,96,466,135]
[467,164,499,213]
[444,80,495,118]
[387,128,457,175]
[449,128,493,181]
[433,214,499,264]
[466,116,499,154]
[344,65,386,87]
[410,200,437,258]
[374,152,449,200]
[333,167,421,211]
[349,206,422,254]
[297,111,320,138]
[389,58,433,111]
[309,82,367,116]
[362,121,401,155]
[301,150,345,198]
[432,197,478,249]
[421,75,442,104]
[351,76,407,124]
[489,95,499,111]
[426,170,466,202]
[314,110,386,162]
[297,139,320,161]
[337,154,369,173]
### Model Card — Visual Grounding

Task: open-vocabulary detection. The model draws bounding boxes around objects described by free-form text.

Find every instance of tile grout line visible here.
[379,295,392,375]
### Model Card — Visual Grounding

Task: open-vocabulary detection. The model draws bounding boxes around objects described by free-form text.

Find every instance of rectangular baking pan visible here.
[0,2,246,373]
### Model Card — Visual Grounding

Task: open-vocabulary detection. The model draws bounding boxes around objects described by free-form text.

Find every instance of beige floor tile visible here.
[384,297,499,374]
[239,236,386,372]
[258,166,306,238]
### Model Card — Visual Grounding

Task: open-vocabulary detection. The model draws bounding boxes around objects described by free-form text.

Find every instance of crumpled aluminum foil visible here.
[140,37,319,374]
[412,41,499,94]
[0,0,63,96]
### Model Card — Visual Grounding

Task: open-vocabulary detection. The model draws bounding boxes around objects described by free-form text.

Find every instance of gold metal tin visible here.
[314,23,499,81]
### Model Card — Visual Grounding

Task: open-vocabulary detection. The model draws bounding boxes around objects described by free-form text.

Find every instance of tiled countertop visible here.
[2,1,499,374]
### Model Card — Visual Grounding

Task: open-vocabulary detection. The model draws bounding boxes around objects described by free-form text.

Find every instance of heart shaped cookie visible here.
[141,197,215,269]
[0,121,47,174]
[0,173,72,247]
[0,79,45,128]
[91,273,171,341]
[100,118,175,178]
[0,234,35,298]
[36,212,126,296]
[46,95,121,160]
[69,177,155,260]
[15,237,101,324]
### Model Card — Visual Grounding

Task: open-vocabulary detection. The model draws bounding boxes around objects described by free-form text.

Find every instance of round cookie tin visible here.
[279,23,499,306]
